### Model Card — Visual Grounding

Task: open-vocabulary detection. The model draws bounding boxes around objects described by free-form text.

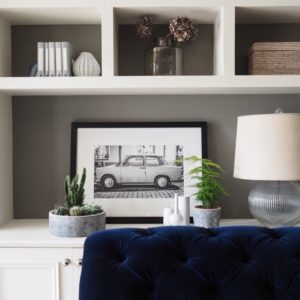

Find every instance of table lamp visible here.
[234,110,300,227]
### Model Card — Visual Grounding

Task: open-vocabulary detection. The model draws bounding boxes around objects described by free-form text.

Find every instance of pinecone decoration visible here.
[169,16,198,42]
[136,16,153,39]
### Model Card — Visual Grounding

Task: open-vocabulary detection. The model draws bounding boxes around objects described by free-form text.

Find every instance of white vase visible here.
[178,196,190,225]
[169,194,183,225]
[163,207,174,225]
[73,52,101,76]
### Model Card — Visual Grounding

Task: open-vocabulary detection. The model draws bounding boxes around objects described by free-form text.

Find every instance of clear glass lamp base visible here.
[248,181,300,227]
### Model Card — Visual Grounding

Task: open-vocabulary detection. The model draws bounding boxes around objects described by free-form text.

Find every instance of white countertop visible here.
[0,219,260,248]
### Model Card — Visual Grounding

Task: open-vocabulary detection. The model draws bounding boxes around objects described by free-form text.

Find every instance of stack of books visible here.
[37,42,74,77]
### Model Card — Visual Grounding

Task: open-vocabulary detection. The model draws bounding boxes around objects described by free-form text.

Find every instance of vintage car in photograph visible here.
[95,155,183,189]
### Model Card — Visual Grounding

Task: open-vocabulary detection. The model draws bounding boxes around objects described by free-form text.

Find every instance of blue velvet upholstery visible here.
[79,226,300,300]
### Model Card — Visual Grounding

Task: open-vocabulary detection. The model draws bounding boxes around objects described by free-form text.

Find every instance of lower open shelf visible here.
[1,76,300,95]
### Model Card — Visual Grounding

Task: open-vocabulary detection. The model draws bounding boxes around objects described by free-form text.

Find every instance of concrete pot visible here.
[193,206,221,228]
[49,211,106,237]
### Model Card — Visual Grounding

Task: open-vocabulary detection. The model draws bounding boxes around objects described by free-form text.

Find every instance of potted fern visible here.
[49,168,105,237]
[185,156,227,228]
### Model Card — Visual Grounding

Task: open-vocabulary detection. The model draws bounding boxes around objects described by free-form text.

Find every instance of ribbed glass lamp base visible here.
[248,181,300,227]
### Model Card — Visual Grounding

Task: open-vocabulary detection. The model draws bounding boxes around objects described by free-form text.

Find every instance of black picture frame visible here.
[70,122,207,224]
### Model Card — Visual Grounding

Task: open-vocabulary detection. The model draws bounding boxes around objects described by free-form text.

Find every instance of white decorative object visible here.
[73,52,101,76]
[163,207,174,225]
[178,196,190,225]
[169,194,183,225]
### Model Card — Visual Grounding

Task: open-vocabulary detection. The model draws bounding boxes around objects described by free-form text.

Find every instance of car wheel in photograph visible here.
[101,175,116,189]
[155,176,170,189]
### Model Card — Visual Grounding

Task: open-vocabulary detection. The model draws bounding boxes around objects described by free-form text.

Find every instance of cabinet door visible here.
[72,248,84,300]
[0,248,73,300]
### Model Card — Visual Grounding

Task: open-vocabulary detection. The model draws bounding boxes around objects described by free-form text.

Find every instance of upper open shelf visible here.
[115,6,221,76]
[1,0,300,95]
[0,1,102,25]
[235,4,300,75]
[0,1,102,78]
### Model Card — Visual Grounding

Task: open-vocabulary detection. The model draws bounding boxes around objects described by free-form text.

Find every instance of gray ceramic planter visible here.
[49,211,106,237]
[193,206,221,228]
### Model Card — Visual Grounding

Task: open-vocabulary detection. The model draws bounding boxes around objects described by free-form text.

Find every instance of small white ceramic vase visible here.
[73,52,101,76]
[169,194,183,225]
[163,207,174,225]
[178,196,190,225]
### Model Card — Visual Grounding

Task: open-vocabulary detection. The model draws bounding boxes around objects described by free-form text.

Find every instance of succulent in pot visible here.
[49,168,105,237]
[184,156,228,228]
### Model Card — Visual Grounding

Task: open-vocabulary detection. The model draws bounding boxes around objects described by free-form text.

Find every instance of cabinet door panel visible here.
[73,248,84,300]
[0,248,72,300]
[0,263,59,300]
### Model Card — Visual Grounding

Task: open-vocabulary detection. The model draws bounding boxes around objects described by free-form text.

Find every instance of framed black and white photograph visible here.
[71,122,207,223]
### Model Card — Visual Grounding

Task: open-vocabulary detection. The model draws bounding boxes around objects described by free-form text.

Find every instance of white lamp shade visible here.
[234,113,300,181]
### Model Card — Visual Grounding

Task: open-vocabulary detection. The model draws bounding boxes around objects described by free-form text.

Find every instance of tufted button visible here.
[268,230,282,239]
[147,282,155,291]
[114,251,125,263]
[140,228,153,237]
[206,229,217,237]
[206,283,218,296]
[118,257,125,263]
[239,251,250,264]
[240,256,249,264]
[179,254,188,263]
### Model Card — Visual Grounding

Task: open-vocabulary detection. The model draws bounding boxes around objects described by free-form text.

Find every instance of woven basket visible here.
[248,42,300,75]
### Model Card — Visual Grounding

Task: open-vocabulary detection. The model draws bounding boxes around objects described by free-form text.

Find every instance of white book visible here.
[49,42,56,77]
[44,42,49,77]
[55,42,62,77]
[37,42,44,77]
[62,42,74,76]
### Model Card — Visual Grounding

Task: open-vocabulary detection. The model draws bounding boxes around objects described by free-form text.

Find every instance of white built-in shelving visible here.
[0,0,300,227]
[0,0,300,96]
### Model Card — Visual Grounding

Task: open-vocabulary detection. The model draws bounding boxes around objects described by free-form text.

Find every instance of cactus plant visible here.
[53,205,69,216]
[82,203,103,215]
[69,206,82,216]
[65,168,86,209]
[52,168,103,216]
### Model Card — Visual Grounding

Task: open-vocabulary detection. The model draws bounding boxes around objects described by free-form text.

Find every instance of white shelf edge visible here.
[1,76,300,95]
[0,219,260,248]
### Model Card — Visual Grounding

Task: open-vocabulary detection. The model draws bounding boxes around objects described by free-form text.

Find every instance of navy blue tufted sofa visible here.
[79,226,300,300]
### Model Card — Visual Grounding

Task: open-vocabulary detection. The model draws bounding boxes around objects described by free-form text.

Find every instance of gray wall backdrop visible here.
[11,24,300,219]
[13,95,300,219]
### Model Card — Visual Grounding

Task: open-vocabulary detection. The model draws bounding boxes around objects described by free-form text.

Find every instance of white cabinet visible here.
[0,247,83,300]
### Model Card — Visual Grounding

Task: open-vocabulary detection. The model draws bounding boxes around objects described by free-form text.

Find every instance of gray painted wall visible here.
[11,25,300,219]
[13,95,300,219]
